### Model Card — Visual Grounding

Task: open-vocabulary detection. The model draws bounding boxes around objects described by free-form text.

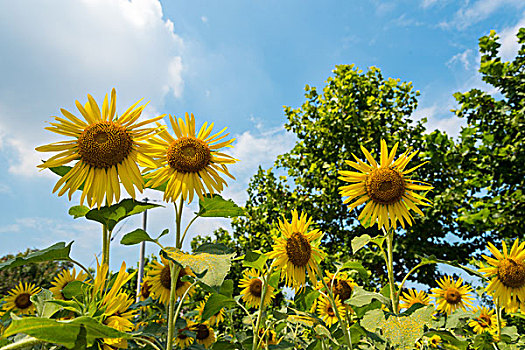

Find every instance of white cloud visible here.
[498,14,525,61]
[412,104,466,138]
[0,0,184,177]
[201,16,208,23]
[441,0,525,29]
[421,0,439,9]
[446,49,473,70]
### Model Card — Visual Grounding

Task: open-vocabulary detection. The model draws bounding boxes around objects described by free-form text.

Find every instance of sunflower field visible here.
[0,29,524,350]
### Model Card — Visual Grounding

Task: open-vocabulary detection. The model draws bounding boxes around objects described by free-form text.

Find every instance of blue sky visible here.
[0,0,523,277]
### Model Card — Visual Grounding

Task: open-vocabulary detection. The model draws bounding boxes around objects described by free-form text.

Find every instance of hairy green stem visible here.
[320,273,352,350]
[70,258,94,280]
[252,266,275,350]
[174,196,184,249]
[165,262,181,350]
[102,224,110,266]
[0,337,44,350]
[383,227,398,313]
[133,336,163,350]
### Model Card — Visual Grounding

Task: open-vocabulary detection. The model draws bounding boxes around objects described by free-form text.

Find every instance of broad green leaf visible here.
[193,243,234,255]
[268,340,294,350]
[243,250,268,271]
[341,260,369,281]
[120,229,156,245]
[164,249,234,287]
[351,234,371,254]
[2,316,131,349]
[349,323,368,347]
[314,324,339,345]
[68,205,90,219]
[201,293,236,321]
[197,194,244,218]
[212,341,237,350]
[305,290,320,311]
[85,199,162,231]
[62,281,89,300]
[0,242,73,271]
[347,286,390,307]
[219,279,234,298]
[31,289,61,319]
[268,271,280,289]
[445,309,473,329]
[381,306,434,350]
[360,309,385,332]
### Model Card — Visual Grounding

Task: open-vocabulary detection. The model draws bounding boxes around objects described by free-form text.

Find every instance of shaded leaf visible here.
[120,229,156,246]
[0,242,73,271]
[197,195,244,218]
[85,199,162,231]
[68,206,90,219]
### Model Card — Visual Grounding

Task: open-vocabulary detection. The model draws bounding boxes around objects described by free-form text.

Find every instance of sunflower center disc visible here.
[77,121,133,169]
[195,324,210,340]
[366,168,405,205]
[167,137,211,173]
[141,281,151,299]
[285,232,312,267]
[498,258,525,288]
[333,279,353,302]
[160,266,172,289]
[444,288,462,304]
[14,293,32,309]
[249,279,263,297]
[479,314,492,326]
[327,306,335,317]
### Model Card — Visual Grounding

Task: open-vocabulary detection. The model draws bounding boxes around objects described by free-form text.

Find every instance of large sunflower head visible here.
[338,139,433,230]
[36,89,165,208]
[267,210,325,290]
[50,268,89,300]
[239,268,275,309]
[188,322,216,349]
[197,294,225,326]
[399,288,430,311]
[4,282,41,315]
[468,306,502,335]
[480,238,525,312]
[147,256,195,305]
[430,276,474,315]
[101,292,136,350]
[144,113,238,203]
[321,270,357,305]
[316,295,345,327]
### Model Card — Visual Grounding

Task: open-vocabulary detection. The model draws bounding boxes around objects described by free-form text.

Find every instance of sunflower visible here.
[188,322,216,348]
[147,256,195,305]
[427,335,442,349]
[338,139,433,230]
[258,328,279,346]
[175,324,195,349]
[139,278,152,301]
[430,276,474,315]
[50,268,88,300]
[480,238,525,312]
[317,295,345,327]
[239,268,275,308]
[143,113,237,203]
[4,282,41,315]
[468,306,502,335]
[197,295,225,325]
[102,292,136,350]
[267,210,325,290]
[36,89,164,208]
[399,288,430,310]
[322,270,357,304]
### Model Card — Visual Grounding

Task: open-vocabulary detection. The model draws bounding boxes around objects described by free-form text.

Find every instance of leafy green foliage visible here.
[84,199,162,231]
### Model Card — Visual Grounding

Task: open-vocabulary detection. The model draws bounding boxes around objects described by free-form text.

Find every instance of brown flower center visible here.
[77,121,133,169]
[141,281,151,299]
[366,168,405,205]
[327,306,335,317]
[444,288,462,304]
[14,293,32,310]
[332,279,353,302]
[195,324,210,340]
[478,314,492,327]
[497,258,525,288]
[166,137,211,173]
[249,278,263,298]
[285,232,312,267]
[160,266,189,290]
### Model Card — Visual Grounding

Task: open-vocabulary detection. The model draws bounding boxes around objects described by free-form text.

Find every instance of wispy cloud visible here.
[498,13,525,61]
[440,0,525,29]
[446,49,473,70]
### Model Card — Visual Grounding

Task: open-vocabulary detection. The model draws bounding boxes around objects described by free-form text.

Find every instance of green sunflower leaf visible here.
[85,199,163,231]
[422,330,468,350]
[2,316,132,349]
[196,194,245,218]
[30,289,61,319]
[0,242,73,271]
[346,286,390,308]
[68,205,90,219]
[120,229,156,245]
[243,250,268,271]
[341,260,369,281]
[201,293,236,322]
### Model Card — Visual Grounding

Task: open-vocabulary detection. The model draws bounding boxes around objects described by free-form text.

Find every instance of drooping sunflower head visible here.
[480,238,525,312]
[430,276,474,315]
[188,322,216,349]
[144,113,238,203]
[399,288,430,310]
[36,89,165,208]
[50,268,89,300]
[4,282,41,315]
[239,268,275,309]
[316,295,345,327]
[338,139,433,230]
[468,306,502,335]
[321,270,357,305]
[267,210,325,290]
[197,294,225,326]
[147,256,195,305]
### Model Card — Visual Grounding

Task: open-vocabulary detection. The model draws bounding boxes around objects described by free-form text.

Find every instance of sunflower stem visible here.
[495,298,502,340]
[171,280,198,329]
[320,273,353,350]
[383,227,398,314]
[0,337,44,350]
[69,258,95,281]
[165,262,181,350]
[133,336,163,350]
[102,224,110,266]
[174,196,184,249]
[252,265,275,350]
